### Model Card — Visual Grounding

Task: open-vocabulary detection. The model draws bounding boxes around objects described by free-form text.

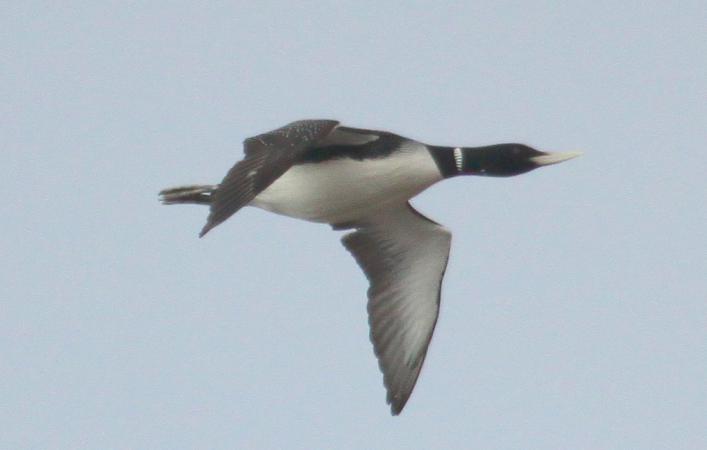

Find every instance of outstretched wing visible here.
[341,203,452,415]
[200,120,339,236]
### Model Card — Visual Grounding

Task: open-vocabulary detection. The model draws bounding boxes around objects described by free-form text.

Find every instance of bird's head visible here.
[460,144,582,177]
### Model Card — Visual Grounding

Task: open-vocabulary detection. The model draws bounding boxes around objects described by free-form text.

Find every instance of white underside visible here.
[250,142,443,224]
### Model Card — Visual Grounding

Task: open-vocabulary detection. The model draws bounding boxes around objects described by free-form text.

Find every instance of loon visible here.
[159,119,581,415]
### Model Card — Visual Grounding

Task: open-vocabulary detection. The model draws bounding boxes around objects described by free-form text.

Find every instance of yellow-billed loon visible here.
[159,119,581,415]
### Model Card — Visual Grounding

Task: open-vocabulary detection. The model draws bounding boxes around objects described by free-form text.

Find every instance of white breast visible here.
[250,143,443,224]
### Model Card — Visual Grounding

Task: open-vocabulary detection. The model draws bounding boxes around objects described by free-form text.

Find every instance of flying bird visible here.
[159,120,581,415]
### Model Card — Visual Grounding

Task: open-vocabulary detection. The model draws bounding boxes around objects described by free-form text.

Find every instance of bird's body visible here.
[252,140,441,224]
[159,119,581,415]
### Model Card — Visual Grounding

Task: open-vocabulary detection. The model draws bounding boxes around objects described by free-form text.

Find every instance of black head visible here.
[460,143,581,177]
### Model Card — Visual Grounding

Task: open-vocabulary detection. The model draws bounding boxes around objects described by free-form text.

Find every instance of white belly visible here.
[250,143,443,224]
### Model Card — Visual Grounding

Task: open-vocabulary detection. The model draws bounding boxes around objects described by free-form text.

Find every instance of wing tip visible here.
[389,403,404,416]
[388,393,410,416]
[199,221,215,238]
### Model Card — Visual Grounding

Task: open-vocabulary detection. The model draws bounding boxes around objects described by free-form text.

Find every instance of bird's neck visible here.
[429,145,509,178]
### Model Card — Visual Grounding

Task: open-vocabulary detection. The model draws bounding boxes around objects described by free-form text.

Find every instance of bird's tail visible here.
[158,185,217,205]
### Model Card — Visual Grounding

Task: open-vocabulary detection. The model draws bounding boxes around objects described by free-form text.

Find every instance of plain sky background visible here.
[2,2,706,449]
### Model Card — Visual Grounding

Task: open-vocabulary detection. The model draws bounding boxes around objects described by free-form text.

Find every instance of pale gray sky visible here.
[2,2,706,449]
